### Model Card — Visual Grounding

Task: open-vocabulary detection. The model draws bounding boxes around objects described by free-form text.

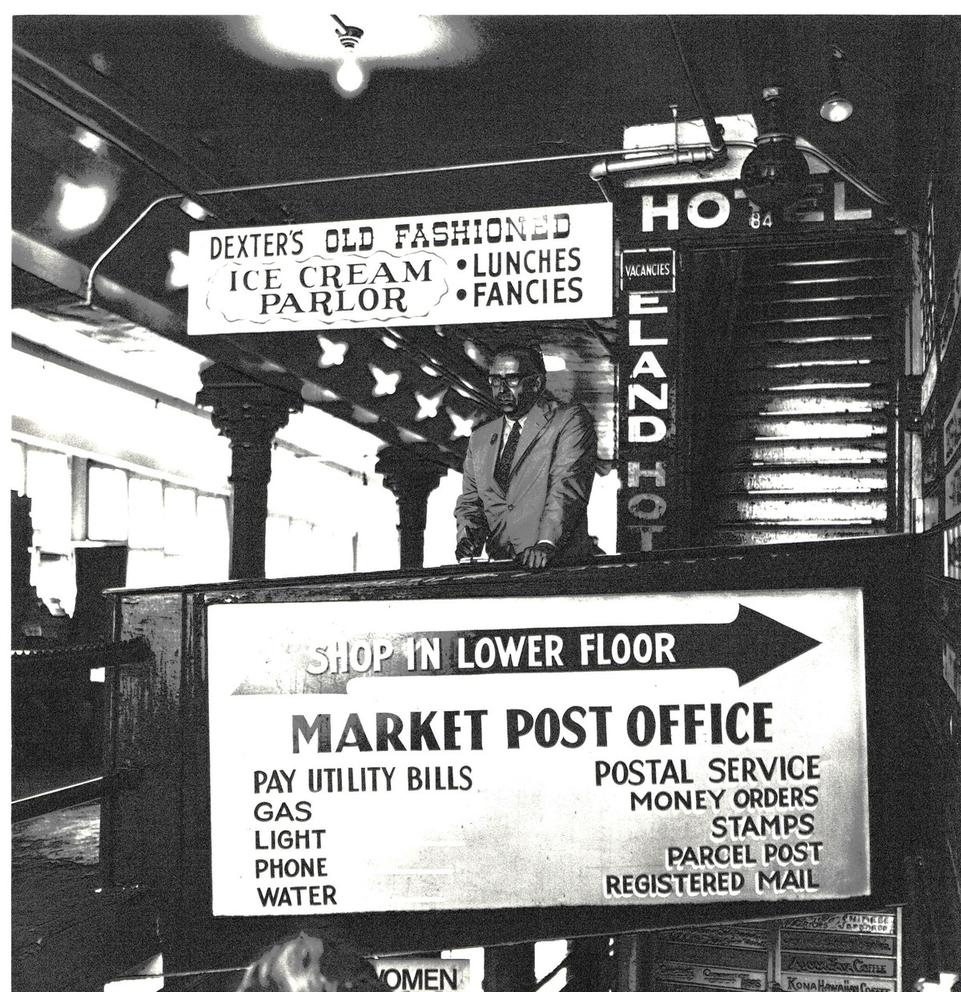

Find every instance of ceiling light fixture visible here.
[740,86,810,211]
[54,178,110,233]
[73,127,106,154]
[331,14,367,97]
[414,390,446,420]
[179,197,210,222]
[166,249,190,290]
[317,335,348,367]
[369,364,401,396]
[447,409,476,440]
[820,46,854,123]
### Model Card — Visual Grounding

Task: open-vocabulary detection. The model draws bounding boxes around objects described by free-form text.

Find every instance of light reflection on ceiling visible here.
[224,14,481,69]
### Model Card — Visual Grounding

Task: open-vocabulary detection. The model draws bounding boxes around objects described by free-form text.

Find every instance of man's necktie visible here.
[494,420,522,491]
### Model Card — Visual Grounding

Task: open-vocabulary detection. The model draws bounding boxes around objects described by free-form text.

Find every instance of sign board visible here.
[778,911,899,992]
[618,264,678,552]
[618,176,886,244]
[943,385,961,466]
[946,458,961,520]
[206,588,868,916]
[373,957,470,991]
[652,911,899,992]
[186,203,612,333]
[621,248,676,294]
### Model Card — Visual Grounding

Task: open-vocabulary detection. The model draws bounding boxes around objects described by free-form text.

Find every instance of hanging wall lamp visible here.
[820,45,855,123]
[331,14,366,96]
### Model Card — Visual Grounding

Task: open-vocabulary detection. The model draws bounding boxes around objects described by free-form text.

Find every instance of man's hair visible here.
[491,342,546,376]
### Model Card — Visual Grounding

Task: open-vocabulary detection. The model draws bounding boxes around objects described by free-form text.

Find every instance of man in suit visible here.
[454,343,597,569]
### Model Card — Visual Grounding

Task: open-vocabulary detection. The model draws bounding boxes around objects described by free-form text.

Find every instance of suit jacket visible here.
[454,393,597,562]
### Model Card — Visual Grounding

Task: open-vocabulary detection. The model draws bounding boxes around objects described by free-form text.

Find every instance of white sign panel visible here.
[374,957,470,992]
[187,203,612,333]
[206,588,868,916]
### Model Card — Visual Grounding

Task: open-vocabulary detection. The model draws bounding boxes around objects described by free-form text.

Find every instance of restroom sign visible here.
[621,248,676,294]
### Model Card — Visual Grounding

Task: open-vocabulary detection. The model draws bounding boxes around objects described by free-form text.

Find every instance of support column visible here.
[484,943,535,992]
[196,363,302,580]
[567,936,614,992]
[375,443,447,570]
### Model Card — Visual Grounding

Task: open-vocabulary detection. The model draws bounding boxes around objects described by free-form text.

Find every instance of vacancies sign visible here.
[186,203,612,333]
[206,588,868,916]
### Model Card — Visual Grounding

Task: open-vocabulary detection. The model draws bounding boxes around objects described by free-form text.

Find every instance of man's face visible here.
[488,354,543,419]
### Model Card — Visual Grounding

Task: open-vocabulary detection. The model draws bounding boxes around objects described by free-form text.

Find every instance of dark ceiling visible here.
[10,14,960,467]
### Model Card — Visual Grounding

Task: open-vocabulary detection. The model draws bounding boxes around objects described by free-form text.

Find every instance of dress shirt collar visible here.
[499,414,526,453]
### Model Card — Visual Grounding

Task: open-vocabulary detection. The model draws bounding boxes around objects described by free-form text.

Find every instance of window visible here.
[25,448,71,551]
[88,465,129,541]
[10,440,26,496]
[128,477,164,548]
[86,463,229,587]
[196,495,230,582]
[163,486,197,556]
[920,186,938,365]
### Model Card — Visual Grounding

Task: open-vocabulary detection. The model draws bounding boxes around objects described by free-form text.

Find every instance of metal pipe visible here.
[666,15,727,159]
[590,146,716,179]
[11,777,103,822]
[588,137,893,208]
[82,143,638,307]
[14,46,225,193]
[84,194,181,305]
[83,141,894,307]
[797,141,893,206]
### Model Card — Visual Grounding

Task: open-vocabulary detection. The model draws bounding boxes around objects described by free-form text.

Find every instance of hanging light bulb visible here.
[331,14,367,97]
[335,50,366,95]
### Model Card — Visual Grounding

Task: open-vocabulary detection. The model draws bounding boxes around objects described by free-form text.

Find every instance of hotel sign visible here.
[622,176,888,243]
[206,587,868,916]
[186,203,612,333]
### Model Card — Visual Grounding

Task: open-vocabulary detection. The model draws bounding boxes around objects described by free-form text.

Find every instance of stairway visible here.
[708,235,907,546]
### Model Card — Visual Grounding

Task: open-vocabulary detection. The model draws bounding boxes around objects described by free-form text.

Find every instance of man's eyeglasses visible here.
[488,373,534,389]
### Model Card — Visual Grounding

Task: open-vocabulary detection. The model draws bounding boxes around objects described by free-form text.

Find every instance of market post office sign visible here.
[186,203,613,333]
[206,587,868,916]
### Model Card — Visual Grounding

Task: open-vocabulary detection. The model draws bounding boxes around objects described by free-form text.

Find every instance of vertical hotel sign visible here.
[619,247,678,552]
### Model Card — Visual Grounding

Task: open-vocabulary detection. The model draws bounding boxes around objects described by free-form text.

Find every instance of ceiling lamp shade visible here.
[820,45,854,123]
[820,92,854,123]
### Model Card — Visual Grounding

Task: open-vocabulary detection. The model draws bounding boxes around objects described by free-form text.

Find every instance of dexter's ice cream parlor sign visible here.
[186,203,613,333]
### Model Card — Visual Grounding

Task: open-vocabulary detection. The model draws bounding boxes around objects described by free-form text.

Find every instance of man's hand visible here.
[456,537,483,561]
[516,541,556,570]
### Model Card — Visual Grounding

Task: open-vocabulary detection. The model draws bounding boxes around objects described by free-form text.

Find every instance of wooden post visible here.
[567,935,613,992]
[196,363,302,580]
[375,443,447,570]
[484,942,535,992]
